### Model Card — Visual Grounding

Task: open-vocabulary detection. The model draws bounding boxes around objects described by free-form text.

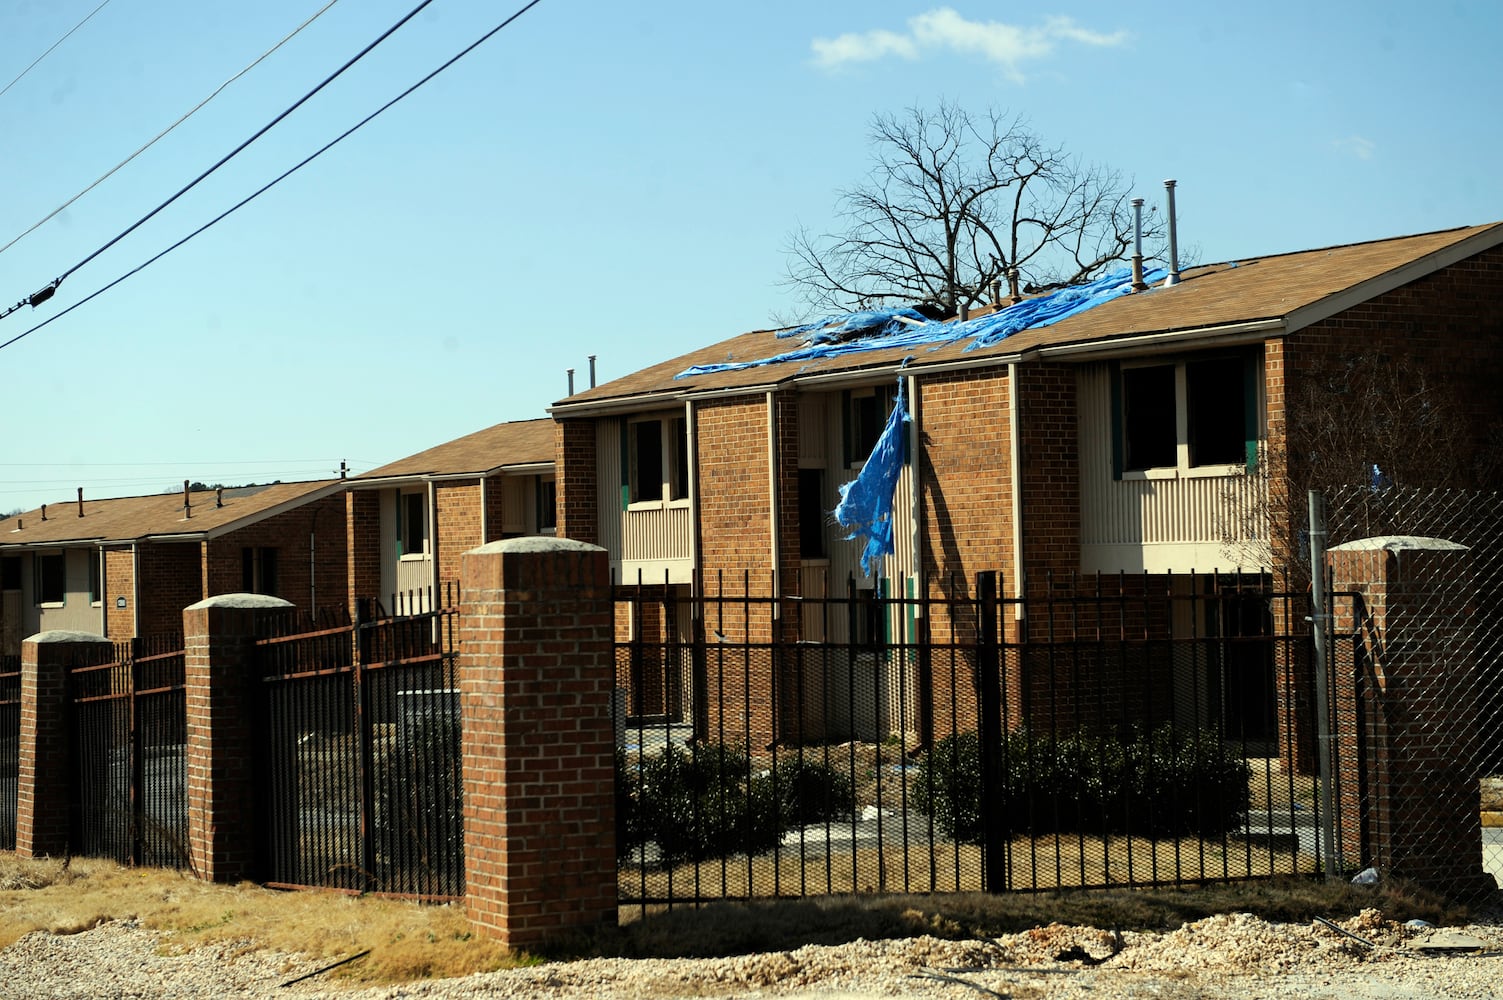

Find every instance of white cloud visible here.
[1334,135,1376,161]
[811,8,1128,80]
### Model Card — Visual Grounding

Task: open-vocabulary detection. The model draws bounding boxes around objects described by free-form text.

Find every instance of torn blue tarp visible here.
[833,376,910,576]
[676,267,1168,379]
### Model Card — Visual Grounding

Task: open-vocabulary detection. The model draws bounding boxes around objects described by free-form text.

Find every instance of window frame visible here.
[1114,352,1260,480]
[241,546,280,597]
[625,413,691,510]
[398,489,429,560]
[34,551,66,607]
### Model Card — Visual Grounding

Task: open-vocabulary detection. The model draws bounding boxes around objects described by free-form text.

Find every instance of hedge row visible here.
[911,725,1251,842]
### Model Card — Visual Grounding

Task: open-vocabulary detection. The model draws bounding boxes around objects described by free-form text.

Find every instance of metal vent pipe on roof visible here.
[567,368,575,395]
[1131,198,1147,292]
[1163,179,1181,288]
[183,479,191,518]
[40,504,47,522]
[77,487,84,517]
[589,354,597,388]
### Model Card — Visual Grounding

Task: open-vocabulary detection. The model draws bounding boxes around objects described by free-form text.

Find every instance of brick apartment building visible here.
[550,222,1503,745]
[345,417,556,615]
[0,480,349,653]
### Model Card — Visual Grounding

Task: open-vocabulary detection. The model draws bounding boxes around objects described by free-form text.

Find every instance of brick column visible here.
[1329,537,1495,899]
[460,537,616,949]
[17,631,113,858]
[184,594,292,882]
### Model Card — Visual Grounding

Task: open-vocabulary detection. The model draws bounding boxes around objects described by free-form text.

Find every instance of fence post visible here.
[460,537,616,950]
[1306,491,1340,877]
[976,571,1009,892]
[183,594,293,882]
[16,631,112,858]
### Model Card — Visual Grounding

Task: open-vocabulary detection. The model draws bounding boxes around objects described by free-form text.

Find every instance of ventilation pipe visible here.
[991,280,1002,308]
[1163,179,1181,288]
[1007,267,1022,303]
[183,480,191,518]
[77,487,84,517]
[41,504,47,522]
[1130,198,1148,292]
[216,488,224,509]
[589,354,597,388]
[567,368,575,395]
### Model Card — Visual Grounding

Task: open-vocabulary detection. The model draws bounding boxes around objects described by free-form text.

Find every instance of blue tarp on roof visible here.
[676,268,1168,380]
[833,376,910,576]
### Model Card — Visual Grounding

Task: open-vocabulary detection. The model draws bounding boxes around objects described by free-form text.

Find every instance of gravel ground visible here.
[3,909,1502,999]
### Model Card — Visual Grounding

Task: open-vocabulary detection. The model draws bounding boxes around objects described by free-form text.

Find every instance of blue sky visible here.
[1,0,1498,514]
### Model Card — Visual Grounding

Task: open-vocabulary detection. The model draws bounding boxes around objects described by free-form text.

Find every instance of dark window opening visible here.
[1187,357,1249,466]
[1,556,20,590]
[399,491,427,557]
[88,551,101,604]
[1122,364,1177,471]
[35,553,65,605]
[536,478,557,532]
[798,468,827,559]
[242,547,279,596]
[669,416,690,501]
[630,419,664,503]
[844,385,898,467]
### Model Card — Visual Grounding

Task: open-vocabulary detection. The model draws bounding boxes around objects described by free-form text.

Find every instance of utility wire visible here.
[0,0,442,323]
[0,0,547,355]
[0,0,114,101]
[0,0,343,258]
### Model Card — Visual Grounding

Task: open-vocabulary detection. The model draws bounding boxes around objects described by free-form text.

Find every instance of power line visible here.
[0,0,443,323]
[0,0,114,101]
[0,0,343,258]
[0,0,548,354]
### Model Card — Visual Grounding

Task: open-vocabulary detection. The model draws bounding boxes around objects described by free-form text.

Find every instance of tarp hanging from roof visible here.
[675,267,1168,379]
[833,376,910,576]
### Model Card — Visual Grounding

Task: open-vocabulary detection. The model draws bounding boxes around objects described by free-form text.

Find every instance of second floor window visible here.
[1119,353,1257,475]
[242,547,279,596]
[627,415,689,505]
[399,491,428,557]
[34,552,64,606]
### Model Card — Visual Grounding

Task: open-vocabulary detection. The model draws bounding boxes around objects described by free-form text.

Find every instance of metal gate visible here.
[255,599,464,898]
[68,636,187,867]
[0,655,19,851]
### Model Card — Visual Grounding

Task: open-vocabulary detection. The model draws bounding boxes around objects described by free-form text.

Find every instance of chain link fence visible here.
[1321,485,1503,896]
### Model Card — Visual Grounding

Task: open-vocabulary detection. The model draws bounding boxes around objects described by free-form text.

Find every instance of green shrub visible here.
[769,752,855,828]
[913,725,1250,843]
[635,743,782,864]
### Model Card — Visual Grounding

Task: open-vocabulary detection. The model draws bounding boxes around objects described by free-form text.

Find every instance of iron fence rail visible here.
[616,569,1321,910]
[68,635,187,868]
[0,655,18,851]
[255,595,463,899]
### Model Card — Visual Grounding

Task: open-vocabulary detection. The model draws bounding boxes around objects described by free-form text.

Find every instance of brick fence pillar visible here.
[1329,537,1495,899]
[16,631,113,858]
[184,594,293,882]
[460,537,616,949]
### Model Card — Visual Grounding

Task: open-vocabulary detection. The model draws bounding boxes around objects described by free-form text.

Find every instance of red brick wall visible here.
[556,419,598,545]
[201,494,348,618]
[436,481,483,595]
[103,545,134,638]
[347,490,381,614]
[136,544,202,639]
[696,396,775,592]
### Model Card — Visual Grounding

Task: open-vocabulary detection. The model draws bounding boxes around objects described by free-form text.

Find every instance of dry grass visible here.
[0,852,1477,984]
[0,855,520,984]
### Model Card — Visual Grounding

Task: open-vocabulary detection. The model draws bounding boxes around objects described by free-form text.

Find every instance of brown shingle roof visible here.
[355,418,555,480]
[554,223,1503,409]
[0,480,344,548]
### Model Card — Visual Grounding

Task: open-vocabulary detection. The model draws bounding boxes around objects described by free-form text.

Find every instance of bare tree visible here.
[784,102,1158,316]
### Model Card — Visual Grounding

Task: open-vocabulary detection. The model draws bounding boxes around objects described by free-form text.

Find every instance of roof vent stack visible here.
[566,368,575,396]
[216,488,224,509]
[40,504,47,522]
[589,354,597,388]
[77,488,84,518]
[1007,267,1022,304]
[340,460,347,480]
[183,480,191,519]
[1163,179,1181,288]
[959,302,970,322]
[1130,197,1148,292]
[991,280,1002,308]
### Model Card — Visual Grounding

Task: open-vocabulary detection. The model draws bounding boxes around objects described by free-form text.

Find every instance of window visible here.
[536,477,557,532]
[399,491,428,557]
[89,550,101,605]
[1118,354,1256,475]
[626,415,691,506]
[1,557,20,591]
[242,547,279,596]
[798,468,827,559]
[843,385,898,467]
[34,552,64,605]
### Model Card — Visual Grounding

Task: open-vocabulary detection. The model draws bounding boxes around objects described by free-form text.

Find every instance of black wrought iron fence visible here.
[255,590,463,899]
[68,635,187,867]
[614,569,1322,910]
[0,654,19,851]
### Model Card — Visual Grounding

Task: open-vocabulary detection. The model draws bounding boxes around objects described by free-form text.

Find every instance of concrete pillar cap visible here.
[467,537,605,556]
[24,629,111,644]
[186,593,296,611]
[1329,535,1468,553]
